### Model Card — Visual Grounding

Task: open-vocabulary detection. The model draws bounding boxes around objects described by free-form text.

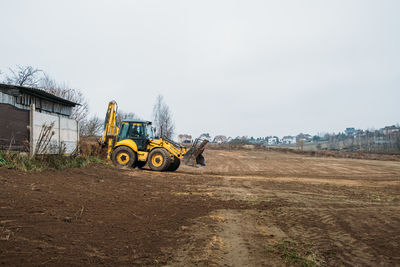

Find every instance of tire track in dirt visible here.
[171,209,286,267]
[169,175,288,266]
[270,196,400,266]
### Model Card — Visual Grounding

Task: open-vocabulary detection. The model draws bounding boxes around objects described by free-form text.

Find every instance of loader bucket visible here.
[183,138,209,167]
[196,154,206,166]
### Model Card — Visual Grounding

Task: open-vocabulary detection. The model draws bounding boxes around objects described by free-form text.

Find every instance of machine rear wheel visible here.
[148,148,171,171]
[112,146,137,167]
[167,156,180,171]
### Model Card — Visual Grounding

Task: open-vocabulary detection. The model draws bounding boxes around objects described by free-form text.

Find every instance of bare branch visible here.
[4,65,43,87]
[80,116,103,136]
[34,122,55,155]
[40,74,89,123]
[152,95,175,139]
[116,110,140,127]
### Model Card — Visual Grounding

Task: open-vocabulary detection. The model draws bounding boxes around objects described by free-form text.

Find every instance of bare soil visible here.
[0,149,399,266]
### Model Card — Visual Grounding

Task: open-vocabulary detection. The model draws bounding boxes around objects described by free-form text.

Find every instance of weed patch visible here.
[0,151,105,172]
[271,240,318,267]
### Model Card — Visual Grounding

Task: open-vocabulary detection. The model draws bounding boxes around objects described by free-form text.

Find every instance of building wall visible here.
[0,104,29,151]
[31,109,79,155]
[178,134,192,144]
[1,90,79,154]
[0,91,15,106]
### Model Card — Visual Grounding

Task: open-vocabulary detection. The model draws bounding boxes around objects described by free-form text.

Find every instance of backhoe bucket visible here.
[183,138,209,167]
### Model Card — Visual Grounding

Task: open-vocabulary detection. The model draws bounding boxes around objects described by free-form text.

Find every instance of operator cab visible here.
[117,120,153,151]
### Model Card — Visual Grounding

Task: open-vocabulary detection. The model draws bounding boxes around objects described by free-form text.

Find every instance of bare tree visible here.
[153,95,175,139]
[116,110,140,127]
[40,74,89,122]
[80,116,103,136]
[40,73,57,90]
[5,65,43,87]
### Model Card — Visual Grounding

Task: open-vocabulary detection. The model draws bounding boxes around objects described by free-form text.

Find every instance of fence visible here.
[30,104,79,155]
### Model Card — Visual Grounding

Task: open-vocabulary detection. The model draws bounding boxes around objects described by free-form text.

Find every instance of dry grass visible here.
[0,137,105,172]
[79,137,106,158]
[0,151,104,172]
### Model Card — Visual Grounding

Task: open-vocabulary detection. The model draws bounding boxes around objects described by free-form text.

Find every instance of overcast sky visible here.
[1,0,399,138]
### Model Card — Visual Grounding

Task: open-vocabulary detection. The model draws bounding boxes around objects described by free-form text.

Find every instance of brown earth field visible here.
[1,149,400,266]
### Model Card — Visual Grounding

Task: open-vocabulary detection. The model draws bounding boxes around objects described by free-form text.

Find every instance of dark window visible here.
[118,123,130,141]
[128,123,144,138]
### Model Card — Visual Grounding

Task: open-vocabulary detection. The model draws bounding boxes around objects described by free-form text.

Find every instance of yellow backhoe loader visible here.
[99,101,208,171]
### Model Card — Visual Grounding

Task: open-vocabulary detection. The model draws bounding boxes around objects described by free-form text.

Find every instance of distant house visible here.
[345,127,356,136]
[382,125,400,135]
[178,134,192,144]
[282,136,296,145]
[213,135,228,144]
[267,137,278,145]
[296,133,312,142]
[355,129,364,136]
[0,83,79,154]
[374,136,388,145]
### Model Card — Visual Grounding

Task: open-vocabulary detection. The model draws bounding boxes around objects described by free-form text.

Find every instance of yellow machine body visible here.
[99,101,208,171]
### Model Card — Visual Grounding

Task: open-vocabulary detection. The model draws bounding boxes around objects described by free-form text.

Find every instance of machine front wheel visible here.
[167,156,181,171]
[112,146,137,167]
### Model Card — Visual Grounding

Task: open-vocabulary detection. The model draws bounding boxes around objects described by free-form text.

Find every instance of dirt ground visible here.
[0,149,399,266]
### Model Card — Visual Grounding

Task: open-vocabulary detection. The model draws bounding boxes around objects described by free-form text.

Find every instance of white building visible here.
[282,136,296,145]
[267,137,278,145]
[178,134,192,144]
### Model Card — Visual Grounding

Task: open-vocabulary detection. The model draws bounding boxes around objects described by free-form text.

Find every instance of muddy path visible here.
[0,149,399,266]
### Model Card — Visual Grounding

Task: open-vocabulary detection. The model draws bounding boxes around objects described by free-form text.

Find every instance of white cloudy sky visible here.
[1,0,399,138]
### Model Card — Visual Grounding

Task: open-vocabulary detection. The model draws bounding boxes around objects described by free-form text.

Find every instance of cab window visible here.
[118,122,129,141]
[128,123,144,138]
[145,124,154,139]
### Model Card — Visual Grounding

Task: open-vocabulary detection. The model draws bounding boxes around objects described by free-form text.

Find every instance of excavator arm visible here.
[99,101,119,159]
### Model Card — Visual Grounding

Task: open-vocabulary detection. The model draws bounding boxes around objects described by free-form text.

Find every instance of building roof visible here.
[0,83,78,107]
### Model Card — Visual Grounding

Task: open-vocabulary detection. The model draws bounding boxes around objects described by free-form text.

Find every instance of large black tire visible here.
[112,146,137,167]
[148,148,171,171]
[167,156,180,171]
[135,161,146,169]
